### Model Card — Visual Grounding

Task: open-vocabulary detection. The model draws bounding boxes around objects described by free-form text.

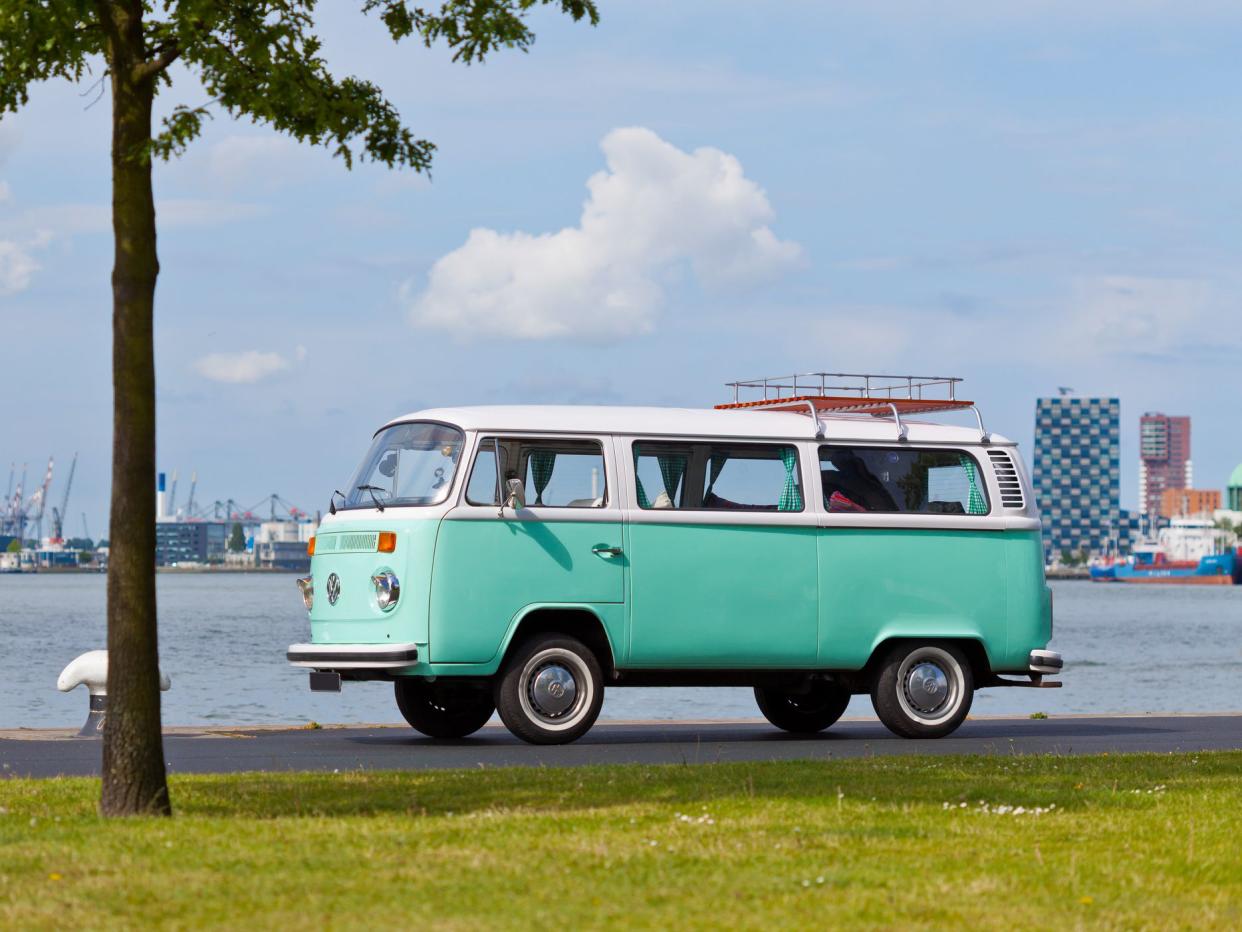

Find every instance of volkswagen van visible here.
[288,374,1062,744]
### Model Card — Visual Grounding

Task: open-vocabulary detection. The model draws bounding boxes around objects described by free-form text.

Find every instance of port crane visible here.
[26,457,54,542]
[50,453,78,544]
[1,463,27,538]
[167,469,179,518]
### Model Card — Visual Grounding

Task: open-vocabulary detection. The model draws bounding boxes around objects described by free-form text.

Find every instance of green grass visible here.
[2,752,1241,929]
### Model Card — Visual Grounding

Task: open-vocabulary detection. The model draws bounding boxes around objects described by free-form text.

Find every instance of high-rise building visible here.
[1033,395,1120,561]
[1138,413,1191,516]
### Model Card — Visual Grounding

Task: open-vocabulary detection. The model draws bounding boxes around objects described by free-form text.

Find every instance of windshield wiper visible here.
[356,484,389,512]
[329,489,346,515]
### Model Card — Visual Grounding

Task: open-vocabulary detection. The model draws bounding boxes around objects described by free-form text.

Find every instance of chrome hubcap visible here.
[905,662,949,713]
[529,663,578,717]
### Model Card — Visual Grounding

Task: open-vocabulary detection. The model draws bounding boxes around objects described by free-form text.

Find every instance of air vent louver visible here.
[318,532,379,553]
[986,449,1025,509]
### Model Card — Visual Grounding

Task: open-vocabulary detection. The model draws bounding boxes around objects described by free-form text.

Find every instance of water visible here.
[2,574,1240,729]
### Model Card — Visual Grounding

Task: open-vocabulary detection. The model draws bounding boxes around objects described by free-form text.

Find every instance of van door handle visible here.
[592,545,623,557]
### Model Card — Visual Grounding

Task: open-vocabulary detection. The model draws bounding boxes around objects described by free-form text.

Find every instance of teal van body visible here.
[289,403,1061,742]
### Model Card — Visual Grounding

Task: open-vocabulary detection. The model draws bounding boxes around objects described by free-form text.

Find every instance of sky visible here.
[3,0,1242,536]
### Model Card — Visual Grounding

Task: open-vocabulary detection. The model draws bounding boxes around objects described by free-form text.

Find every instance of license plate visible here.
[309,671,342,692]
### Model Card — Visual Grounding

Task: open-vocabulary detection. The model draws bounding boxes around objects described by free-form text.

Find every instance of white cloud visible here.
[0,239,39,296]
[158,199,268,228]
[0,180,50,297]
[5,199,264,238]
[795,274,1233,374]
[1067,275,1212,356]
[405,127,802,342]
[194,350,291,384]
[208,135,302,189]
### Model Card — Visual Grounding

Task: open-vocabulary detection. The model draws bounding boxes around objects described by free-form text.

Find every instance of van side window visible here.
[700,444,803,512]
[633,442,803,512]
[466,438,606,508]
[819,446,989,515]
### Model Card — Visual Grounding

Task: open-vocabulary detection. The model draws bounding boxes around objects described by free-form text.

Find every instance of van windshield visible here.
[342,422,464,509]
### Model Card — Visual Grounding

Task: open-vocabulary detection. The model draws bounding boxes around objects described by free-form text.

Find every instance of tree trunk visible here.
[98,1,170,817]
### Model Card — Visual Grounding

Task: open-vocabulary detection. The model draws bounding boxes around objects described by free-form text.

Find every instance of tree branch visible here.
[132,41,181,82]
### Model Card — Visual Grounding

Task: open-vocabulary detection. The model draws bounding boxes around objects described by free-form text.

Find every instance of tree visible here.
[5,539,19,554]
[1,0,598,817]
[227,522,246,553]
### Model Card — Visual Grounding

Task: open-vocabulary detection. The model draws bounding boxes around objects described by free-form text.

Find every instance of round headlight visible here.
[372,571,400,611]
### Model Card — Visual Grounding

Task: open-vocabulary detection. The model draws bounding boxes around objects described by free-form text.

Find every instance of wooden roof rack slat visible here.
[717,372,989,442]
[715,396,976,416]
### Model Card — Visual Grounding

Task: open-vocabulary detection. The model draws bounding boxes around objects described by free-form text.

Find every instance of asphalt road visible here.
[2,715,1240,778]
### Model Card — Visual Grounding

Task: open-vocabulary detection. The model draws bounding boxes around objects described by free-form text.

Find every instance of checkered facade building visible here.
[1033,396,1121,560]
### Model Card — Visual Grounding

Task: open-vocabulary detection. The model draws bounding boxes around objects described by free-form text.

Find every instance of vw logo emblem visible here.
[326,573,341,606]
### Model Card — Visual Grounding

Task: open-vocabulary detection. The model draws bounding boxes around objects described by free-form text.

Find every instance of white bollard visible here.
[57,651,171,738]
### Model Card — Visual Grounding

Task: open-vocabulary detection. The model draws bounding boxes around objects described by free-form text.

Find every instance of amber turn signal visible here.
[378,532,397,553]
[307,536,316,557]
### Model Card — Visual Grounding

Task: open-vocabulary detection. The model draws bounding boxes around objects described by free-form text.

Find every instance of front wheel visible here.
[494,634,604,745]
[395,679,495,739]
[870,642,973,738]
[754,681,851,734]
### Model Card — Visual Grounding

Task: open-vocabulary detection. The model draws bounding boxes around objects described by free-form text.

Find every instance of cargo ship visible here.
[1090,518,1242,585]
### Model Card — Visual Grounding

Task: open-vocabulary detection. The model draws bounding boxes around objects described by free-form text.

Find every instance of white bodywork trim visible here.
[327,408,1039,530]
[286,642,421,669]
[382,405,1016,447]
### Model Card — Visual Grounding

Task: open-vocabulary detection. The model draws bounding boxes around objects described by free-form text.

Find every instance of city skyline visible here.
[4,2,1242,535]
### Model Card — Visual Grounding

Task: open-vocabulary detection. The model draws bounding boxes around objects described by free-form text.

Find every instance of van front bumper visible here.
[286,642,419,669]
[1029,650,1063,675]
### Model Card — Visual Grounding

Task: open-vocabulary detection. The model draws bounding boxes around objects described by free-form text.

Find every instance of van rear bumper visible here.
[1029,650,1063,675]
[286,642,419,669]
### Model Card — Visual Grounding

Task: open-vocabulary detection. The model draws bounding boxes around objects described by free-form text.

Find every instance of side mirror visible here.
[504,478,526,511]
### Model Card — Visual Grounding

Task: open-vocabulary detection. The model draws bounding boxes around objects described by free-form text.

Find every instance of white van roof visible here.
[385,405,1014,446]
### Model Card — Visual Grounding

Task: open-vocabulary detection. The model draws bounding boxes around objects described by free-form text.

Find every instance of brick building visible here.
[1159,488,1221,518]
[1139,413,1191,517]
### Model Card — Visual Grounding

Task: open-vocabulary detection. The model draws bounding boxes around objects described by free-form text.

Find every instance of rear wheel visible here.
[754,682,851,734]
[394,679,495,739]
[494,634,604,745]
[871,642,973,738]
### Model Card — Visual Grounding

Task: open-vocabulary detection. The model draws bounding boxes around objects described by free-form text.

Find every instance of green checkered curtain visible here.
[530,451,556,505]
[704,451,729,498]
[959,454,987,515]
[633,448,651,509]
[778,447,803,512]
[657,454,686,504]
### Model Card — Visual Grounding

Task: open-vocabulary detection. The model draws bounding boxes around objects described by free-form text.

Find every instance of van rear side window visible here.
[634,442,803,512]
[820,446,989,515]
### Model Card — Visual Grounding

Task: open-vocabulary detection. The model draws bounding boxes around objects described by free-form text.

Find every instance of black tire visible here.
[494,634,604,745]
[394,678,495,739]
[870,642,974,738]
[754,682,851,734]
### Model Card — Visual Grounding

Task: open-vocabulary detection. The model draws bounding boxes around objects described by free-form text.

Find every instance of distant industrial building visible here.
[1139,413,1191,517]
[1033,394,1121,561]
[1159,488,1220,518]
[155,521,228,566]
[254,520,315,572]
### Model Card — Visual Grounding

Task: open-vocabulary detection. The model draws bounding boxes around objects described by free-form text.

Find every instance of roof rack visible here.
[717,372,989,442]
